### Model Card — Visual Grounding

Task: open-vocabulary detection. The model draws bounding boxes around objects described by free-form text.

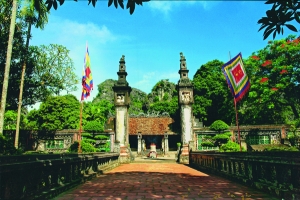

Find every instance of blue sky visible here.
[30,1,296,102]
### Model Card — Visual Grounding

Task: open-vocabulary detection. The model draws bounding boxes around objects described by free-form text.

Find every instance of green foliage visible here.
[219,141,243,152]
[84,121,103,133]
[95,135,109,140]
[81,140,96,153]
[263,146,299,152]
[177,142,181,147]
[210,120,229,132]
[200,141,214,147]
[149,96,179,116]
[163,93,169,101]
[0,1,32,110]
[82,100,113,131]
[258,1,300,40]
[212,134,230,140]
[44,0,145,15]
[68,141,79,152]
[192,60,234,126]
[81,133,93,138]
[27,94,80,130]
[288,132,300,147]
[3,110,17,130]
[98,141,110,152]
[31,44,79,96]
[0,135,22,155]
[242,35,300,125]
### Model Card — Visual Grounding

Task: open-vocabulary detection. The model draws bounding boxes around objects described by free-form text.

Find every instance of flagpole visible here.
[234,99,242,152]
[229,51,242,152]
[78,101,83,153]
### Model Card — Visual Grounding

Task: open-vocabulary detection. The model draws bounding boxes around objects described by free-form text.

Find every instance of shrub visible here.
[95,135,109,140]
[220,141,243,152]
[264,146,299,152]
[68,141,79,152]
[98,141,110,152]
[81,140,96,152]
[210,120,229,132]
[84,121,104,133]
[212,134,230,140]
[0,135,23,155]
[200,141,214,147]
[287,132,300,147]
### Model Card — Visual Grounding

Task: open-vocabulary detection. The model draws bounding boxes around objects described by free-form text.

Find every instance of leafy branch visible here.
[258,0,300,40]
[43,0,150,14]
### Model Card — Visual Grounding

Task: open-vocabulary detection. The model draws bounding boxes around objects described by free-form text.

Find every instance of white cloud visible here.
[148,1,172,15]
[147,1,217,16]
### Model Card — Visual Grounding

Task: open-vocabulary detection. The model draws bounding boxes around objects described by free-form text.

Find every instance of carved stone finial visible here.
[180,52,183,58]
[121,55,125,61]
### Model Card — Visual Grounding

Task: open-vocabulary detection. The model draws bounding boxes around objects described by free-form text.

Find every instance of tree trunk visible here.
[15,21,32,148]
[0,0,18,134]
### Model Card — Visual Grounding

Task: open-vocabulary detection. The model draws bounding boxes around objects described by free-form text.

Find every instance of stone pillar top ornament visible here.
[177,52,193,104]
[119,55,126,71]
[180,52,187,70]
[112,55,132,107]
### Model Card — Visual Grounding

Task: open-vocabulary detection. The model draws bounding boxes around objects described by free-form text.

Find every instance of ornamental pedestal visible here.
[179,144,189,164]
[119,145,130,163]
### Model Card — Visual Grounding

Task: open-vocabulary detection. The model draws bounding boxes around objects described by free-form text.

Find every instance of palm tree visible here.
[14,0,49,148]
[0,0,18,134]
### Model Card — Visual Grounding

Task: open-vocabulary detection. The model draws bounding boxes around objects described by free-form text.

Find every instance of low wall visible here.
[189,151,300,199]
[0,152,120,199]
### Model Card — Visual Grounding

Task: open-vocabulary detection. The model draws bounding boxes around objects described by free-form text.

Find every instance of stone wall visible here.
[129,117,175,135]
[193,125,293,150]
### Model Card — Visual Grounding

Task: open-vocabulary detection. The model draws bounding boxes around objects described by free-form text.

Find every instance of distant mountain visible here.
[93,79,148,114]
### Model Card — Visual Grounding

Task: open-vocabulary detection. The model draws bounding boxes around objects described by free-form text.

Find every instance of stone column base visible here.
[119,146,130,163]
[179,144,189,164]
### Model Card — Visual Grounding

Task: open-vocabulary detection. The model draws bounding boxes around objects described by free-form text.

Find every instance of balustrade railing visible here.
[189,151,300,199]
[0,153,119,199]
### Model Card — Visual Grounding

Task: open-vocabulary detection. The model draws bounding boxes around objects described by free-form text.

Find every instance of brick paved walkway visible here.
[53,163,279,200]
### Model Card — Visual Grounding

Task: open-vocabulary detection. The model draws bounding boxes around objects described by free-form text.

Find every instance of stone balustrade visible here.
[0,152,119,199]
[189,151,300,199]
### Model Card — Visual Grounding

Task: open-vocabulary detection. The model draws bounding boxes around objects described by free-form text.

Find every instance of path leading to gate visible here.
[53,162,279,200]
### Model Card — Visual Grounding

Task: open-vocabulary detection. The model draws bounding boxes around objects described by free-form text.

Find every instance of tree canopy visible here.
[192,60,235,126]
[241,35,300,125]
[27,94,80,130]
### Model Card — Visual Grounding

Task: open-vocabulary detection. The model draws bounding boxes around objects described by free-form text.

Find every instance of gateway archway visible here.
[112,53,194,163]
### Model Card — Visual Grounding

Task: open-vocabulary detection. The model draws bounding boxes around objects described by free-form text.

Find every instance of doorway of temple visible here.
[129,135,180,151]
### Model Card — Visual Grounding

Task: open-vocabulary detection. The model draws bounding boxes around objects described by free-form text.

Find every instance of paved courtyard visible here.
[53,162,279,200]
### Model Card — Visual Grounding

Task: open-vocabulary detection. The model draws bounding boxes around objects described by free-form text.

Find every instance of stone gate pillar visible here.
[112,55,132,163]
[176,52,194,164]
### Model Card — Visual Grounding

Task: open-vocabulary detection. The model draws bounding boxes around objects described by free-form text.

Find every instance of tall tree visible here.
[0,0,19,134]
[15,0,49,148]
[242,35,300,124]
[27,94,80,130]
[192,60,235,126]
[31,44,79,97]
